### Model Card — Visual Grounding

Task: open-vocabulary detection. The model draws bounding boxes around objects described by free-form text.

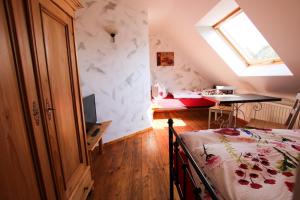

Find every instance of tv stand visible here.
[91,128,100,137]
[86,120,112,155]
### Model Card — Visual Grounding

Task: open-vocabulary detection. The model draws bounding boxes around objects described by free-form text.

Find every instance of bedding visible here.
[152,93,215,111]
[151,83,168,99]
[180,128,300,200]
[171,90,202,99]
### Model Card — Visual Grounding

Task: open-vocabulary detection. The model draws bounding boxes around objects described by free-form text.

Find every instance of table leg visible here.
[208,110,211,129]
[232,103,246,128]
[99,138,103,154]
[234,103,238,128]
[88,150,93,163]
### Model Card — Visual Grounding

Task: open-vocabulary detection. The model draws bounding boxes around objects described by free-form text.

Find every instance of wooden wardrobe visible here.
[0,0,93,199]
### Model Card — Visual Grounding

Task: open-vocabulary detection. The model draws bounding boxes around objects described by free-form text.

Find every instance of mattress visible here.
[180,128,300,200]
[171,90,202,99]
[152,93,215,110]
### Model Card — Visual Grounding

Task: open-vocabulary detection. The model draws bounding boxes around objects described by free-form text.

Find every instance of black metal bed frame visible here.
[168,118,219,200]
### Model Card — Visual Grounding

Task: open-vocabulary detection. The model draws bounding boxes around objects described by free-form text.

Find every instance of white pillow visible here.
[152,83,167,99]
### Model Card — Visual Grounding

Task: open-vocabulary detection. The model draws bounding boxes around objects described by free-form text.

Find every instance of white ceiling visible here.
[147,0,300,99]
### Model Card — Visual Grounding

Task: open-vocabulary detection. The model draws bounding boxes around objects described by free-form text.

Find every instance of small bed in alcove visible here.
[152,91,216,112]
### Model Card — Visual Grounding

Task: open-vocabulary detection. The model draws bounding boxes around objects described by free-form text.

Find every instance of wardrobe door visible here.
[10,0,59,199]
[0,0,41,199]
[28,0,90,199]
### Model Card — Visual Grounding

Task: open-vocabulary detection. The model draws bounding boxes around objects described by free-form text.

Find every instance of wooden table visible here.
[203,94,282,127]
[86,120,112,155]
[86,121,111,179]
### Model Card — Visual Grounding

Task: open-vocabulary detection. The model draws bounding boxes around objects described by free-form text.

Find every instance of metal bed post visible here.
[168,118,174,200]
[174,140,180,186]
[182,163,187,198]
[168,118,219,200]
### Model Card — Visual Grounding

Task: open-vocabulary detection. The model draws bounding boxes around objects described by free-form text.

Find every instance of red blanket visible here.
[153,94,215,110]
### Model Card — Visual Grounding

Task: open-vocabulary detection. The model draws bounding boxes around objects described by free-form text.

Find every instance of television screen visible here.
[83,94,97,132]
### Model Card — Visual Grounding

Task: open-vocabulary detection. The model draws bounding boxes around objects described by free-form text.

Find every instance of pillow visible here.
[152,83,167,99]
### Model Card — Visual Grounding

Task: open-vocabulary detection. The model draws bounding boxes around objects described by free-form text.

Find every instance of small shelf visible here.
[86,120,112,151]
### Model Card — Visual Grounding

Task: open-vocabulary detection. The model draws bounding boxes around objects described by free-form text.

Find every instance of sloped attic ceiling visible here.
[148,0,300,99]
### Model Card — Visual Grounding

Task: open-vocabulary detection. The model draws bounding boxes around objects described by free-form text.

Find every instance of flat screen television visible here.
[83,94,97,132]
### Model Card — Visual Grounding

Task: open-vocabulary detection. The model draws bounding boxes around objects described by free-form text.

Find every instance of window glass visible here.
[216,11,281,65]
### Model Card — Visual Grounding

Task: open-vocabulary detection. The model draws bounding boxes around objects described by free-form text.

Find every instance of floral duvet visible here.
[180,128,300,200]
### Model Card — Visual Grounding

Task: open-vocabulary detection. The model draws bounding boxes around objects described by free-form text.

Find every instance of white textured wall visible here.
[149,32,212,92]
[75,0,152,142]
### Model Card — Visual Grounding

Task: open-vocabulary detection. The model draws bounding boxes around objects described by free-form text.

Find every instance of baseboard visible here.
[104,127,153,146]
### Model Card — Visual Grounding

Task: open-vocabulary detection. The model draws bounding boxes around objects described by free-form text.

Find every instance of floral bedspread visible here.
[180,128,300,200]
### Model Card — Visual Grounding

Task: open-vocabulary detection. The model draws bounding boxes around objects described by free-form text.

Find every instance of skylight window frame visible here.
[212,8,282,66]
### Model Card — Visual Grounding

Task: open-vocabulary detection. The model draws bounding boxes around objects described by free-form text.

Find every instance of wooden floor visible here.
[91,109,245,200]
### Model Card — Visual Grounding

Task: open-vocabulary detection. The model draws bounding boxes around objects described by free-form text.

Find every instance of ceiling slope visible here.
[148,0,300,99]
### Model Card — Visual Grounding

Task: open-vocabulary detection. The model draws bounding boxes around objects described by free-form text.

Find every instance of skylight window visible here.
[213,8,281,66]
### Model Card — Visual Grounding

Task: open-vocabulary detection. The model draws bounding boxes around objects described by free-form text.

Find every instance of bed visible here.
[152,92,215,111]
[168,119,299,200]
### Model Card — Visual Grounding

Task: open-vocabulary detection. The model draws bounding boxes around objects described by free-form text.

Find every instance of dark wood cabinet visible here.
[0,0,92,199]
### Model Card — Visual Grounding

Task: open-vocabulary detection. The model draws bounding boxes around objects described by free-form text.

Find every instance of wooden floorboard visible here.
[128,135,143,200]
[91,109,245,200]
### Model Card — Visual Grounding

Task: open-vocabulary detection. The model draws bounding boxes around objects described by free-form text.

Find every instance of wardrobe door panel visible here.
[0,0,41,199]
[42,8,82,182]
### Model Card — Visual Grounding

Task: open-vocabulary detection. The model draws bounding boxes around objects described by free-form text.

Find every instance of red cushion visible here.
[165,93,215,108]
[179,98,215,108]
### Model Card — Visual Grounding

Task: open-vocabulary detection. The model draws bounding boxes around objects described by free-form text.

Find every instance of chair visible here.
[208,86,236,128]
[246,93,300,129]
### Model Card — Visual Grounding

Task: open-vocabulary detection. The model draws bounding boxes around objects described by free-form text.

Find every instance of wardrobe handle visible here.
[32,101,40,126]
[46,99,55,120]
[47,108,56,111]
